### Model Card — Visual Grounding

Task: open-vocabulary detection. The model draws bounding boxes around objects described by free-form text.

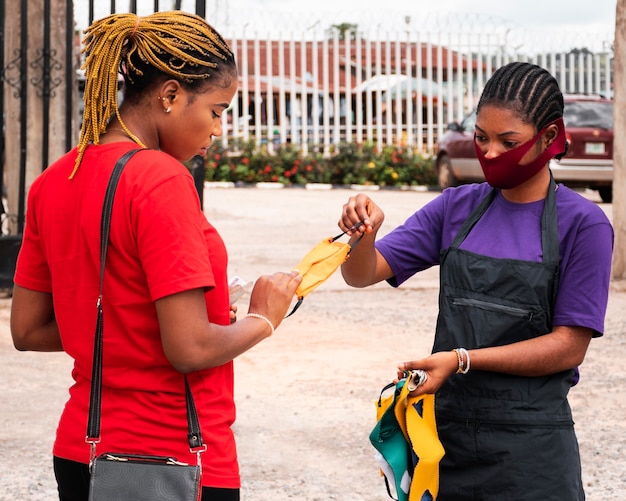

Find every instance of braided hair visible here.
[477,62,564,132]
[72,11,237,178]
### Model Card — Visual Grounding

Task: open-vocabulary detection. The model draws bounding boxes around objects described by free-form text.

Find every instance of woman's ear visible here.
[544,123,559,148]
[158,80,182,108]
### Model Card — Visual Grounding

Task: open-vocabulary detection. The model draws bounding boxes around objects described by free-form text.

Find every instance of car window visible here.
[461,110,476,131]
[563,101,613,129]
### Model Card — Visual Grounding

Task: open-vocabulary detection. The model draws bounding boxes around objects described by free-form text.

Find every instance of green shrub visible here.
[202,139,435,187]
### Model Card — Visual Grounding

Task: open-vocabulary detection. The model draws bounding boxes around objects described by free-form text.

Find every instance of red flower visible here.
[242,157,250,165]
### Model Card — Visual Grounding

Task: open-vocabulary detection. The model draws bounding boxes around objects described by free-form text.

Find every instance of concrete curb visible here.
[205,181,434,191]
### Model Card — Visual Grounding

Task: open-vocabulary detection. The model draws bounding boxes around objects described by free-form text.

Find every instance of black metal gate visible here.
[0,0,209,290]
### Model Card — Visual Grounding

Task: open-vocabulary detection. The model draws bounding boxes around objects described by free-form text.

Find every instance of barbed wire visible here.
[73,3,614,55]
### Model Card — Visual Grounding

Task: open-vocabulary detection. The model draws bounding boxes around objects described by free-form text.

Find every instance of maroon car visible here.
[434,94,614,202]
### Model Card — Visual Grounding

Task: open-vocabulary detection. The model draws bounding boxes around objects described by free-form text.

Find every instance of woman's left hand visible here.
[397,350,459,395]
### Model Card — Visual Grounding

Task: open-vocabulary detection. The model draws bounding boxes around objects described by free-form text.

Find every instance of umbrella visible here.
[352,74,410,93]
[384,77,444,101]
[352,74,445,103]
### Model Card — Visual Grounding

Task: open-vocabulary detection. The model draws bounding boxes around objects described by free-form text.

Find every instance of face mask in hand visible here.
[286,222,363,316]
[474,118,566,189]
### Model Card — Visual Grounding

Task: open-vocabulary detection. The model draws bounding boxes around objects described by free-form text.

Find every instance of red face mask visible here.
[474,118,566,189]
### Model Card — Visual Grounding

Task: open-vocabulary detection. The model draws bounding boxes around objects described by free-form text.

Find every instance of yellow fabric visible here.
[405,392,444,500]
[372,379,445,500]
[293,237,351,298]
[394,381,411,443]
[374,391,395,483]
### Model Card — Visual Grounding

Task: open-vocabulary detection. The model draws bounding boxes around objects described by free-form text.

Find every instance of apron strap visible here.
[541,172,559,265]
[448,174,559,266]
[449,188,497,249]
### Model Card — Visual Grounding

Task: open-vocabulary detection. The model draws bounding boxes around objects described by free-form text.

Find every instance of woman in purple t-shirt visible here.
[339,62,613,501]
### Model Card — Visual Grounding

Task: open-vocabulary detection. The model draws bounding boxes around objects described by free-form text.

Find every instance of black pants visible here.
[54,457,241,501]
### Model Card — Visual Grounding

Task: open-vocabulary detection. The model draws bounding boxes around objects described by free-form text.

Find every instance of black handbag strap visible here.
[86,149,204,456]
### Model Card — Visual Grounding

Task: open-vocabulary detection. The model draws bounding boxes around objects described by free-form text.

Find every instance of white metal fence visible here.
[72,4,615,155]
[221,30,614,155]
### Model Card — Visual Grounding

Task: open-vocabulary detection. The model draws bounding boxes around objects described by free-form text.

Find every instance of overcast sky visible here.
[76,0,617,32]
[200,0,616,30]
[227,0,617,31]
[75,0,616,52]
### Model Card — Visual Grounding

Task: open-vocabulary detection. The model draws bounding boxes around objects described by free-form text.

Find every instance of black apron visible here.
[433,177,584,500]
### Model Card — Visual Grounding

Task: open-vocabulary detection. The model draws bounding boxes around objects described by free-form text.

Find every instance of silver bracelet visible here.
[245,313,275,335]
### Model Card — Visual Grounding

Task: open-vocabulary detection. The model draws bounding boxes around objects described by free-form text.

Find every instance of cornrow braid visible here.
[71,11,236,179]
[477,62,564,132]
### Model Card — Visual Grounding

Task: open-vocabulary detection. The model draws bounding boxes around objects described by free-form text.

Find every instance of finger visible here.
[343,195,373,233]
[397,361,412,372]
[340,198,362,231]
[288,270,302,287]
[357,198,372,230]
[282,270,302,284]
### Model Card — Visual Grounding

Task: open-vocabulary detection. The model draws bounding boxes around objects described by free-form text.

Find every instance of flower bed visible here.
[201,139,436,188]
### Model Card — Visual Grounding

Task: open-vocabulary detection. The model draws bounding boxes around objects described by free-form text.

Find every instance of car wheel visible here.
[437,154,458,189]
[598,186,612,203]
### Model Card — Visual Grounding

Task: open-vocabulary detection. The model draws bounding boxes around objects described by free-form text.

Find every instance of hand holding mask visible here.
[287,222,363,316]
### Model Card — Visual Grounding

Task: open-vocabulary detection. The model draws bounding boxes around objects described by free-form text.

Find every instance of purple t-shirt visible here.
[376,182,613,336]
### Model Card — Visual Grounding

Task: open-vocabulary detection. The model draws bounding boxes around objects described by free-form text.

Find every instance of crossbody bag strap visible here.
[86,149,205,461]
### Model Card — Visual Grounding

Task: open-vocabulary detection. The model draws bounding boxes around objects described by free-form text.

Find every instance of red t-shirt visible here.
[15,143,239,488]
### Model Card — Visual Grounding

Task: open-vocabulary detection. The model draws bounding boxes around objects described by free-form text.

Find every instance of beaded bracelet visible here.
[246,313,275,335]
[453,348,470,375]
[453,348,463,373]
[459,347,470,374]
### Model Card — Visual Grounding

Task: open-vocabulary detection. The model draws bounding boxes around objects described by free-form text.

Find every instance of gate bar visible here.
[17,0,28,234]
[0,0,5,212]
[41,0,51,171]
[65,0,74,152]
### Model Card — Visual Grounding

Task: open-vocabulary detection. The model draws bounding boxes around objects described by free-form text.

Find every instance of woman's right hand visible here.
[397,351,459,396]
[247,271,302,329]
[336,193,393,288]
[338,193,384,237]
[158,271,302,372]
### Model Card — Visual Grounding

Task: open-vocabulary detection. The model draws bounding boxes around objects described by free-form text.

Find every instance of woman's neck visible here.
[500,167,553,203]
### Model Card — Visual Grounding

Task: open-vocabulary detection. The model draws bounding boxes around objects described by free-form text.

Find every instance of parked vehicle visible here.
[434,94,614,202]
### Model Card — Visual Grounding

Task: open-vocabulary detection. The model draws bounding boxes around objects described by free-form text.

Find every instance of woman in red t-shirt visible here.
[10,11,301,501]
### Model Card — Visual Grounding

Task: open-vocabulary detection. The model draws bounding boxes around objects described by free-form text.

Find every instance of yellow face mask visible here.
[287,222,363,316]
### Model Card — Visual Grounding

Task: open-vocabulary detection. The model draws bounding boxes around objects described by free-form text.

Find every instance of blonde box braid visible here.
[71,11,235,178]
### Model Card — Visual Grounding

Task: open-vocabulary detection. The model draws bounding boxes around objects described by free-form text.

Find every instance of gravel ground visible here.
[1,185,624,500]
